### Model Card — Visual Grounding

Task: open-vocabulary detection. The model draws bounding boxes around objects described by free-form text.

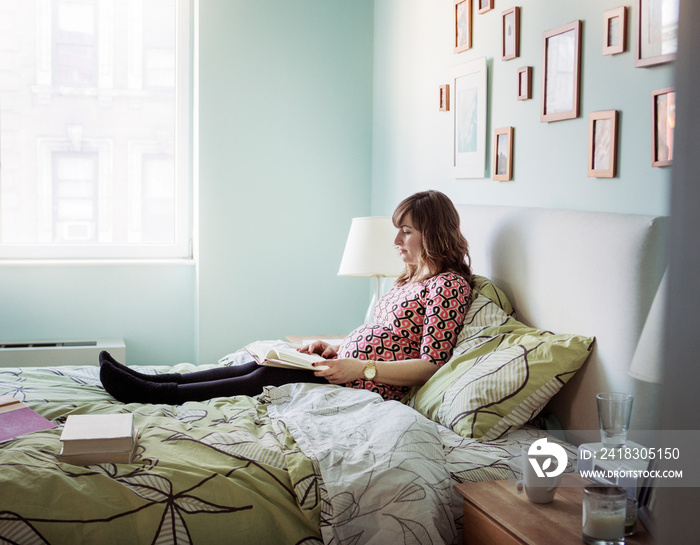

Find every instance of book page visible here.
[60,413,133,442]
[274,346,324,365]
[245,341,329,370]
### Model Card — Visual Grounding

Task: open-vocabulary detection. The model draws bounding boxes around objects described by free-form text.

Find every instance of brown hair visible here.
[392,190,473,286]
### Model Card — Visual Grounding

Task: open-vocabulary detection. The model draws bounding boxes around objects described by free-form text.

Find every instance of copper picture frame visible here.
[635,0,679,67]
[541,20,582,123]
[493,126,513,181]
[587,110,619,178]
[439,85,450,112]
[652,87,676,167]
[603,6,626,55]
[478,0,494,14]
[517,66,532,100]
[454,0,472,53]
[502,7,520,61]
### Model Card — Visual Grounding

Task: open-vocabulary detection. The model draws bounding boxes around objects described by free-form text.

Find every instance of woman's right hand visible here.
[298,341,339,359]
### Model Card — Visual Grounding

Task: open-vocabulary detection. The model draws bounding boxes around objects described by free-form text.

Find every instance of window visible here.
[53,0,98,88]
[53,152,99,242]
[0,0,192,260]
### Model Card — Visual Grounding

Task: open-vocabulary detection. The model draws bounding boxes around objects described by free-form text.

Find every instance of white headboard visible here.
[456,204,668,443]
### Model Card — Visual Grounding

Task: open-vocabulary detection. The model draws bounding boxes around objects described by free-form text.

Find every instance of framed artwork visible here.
[478,0,494,14]
[502,7,520,61]
[635,0,679,67]
[452,57,487,178]
[493,127,513,181]
[439,85,450,112]
[517,66,532,100]
[541,20,582,123]
[454,0,472,53]
[587,110,619,178]
[603,6,626,55]
[637,459,658,534]
[652,87,676,167]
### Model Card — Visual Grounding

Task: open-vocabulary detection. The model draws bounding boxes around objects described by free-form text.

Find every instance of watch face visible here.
[364,364,376,380]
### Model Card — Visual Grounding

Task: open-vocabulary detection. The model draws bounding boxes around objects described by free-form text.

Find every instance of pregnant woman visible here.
[100,190,473,404]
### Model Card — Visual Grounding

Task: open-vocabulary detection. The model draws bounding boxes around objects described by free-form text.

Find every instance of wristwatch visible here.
[363,360,377,381]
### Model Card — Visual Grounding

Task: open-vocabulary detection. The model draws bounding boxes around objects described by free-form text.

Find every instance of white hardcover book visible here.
[60,413,135,455]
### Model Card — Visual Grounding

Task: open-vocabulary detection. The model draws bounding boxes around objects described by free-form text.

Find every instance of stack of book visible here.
[59,413,138,465]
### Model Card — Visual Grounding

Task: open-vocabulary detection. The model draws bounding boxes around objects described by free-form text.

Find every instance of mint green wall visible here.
[0,0,374,366]
[196,0,374,363]
[371,0,674,217]
[0,264,196,364]
[6,1,665,366]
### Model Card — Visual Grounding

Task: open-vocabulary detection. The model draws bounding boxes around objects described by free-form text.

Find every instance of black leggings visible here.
[175,361,329,401]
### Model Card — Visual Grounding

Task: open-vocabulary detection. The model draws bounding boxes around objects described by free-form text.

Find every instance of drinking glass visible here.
[596,392,634,448]
[625,497,638,536]
[582,485,626,545]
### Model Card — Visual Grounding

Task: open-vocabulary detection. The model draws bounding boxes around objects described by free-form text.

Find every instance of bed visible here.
[0,205,668,545]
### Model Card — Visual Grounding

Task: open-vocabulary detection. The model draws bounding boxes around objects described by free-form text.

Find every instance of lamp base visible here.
[364,276,393,324]
[364,292,378,324]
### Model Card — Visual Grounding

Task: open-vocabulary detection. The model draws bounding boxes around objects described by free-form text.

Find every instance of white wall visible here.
[371,0,674,217]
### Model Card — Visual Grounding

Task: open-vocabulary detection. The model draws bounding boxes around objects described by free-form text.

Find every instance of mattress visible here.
[0,363,575,544]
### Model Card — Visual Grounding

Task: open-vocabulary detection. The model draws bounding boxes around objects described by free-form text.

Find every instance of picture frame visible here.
[517,66,532,100]
[651,87,676,167]
[452,57,487,178]
[637,459,658,535]
[603,6,626,55]
[587,110,619,178]
[502,7,520,61]
[454,0,472,53]
[541,20,582,123]
[635,0,679,67]
[478,0,494,14]
[439,85,450,112]
[493,126,513,181]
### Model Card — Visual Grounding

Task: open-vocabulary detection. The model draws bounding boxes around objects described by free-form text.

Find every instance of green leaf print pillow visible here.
[405,284,594,441]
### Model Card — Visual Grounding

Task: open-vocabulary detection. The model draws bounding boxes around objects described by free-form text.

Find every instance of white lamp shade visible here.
[338,217,404,277]
[628,269,667,383]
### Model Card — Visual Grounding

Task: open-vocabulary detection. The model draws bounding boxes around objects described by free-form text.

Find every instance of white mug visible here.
[516,446,563,504]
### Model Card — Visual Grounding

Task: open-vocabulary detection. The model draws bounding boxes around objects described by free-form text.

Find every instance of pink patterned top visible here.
[338,272,472,401]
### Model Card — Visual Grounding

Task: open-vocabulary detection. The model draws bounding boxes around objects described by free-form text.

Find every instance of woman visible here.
[100,190,473,404]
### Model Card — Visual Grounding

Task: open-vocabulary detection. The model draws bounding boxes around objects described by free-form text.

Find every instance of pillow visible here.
[471,275,514,316]
[405,302,594,441]
[454,291,512,349]
[452,275,515,350]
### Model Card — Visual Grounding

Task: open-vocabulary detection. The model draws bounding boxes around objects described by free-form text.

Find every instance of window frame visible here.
[0,0,193,261]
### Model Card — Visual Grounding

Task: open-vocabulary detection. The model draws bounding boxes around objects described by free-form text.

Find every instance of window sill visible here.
[0,258,196,267]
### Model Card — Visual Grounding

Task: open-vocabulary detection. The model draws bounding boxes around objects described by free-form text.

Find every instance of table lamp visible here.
[338,217,405,323]
[628,269,667,383]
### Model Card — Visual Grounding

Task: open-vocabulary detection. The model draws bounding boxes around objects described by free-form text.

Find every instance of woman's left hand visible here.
[314,358,365,384]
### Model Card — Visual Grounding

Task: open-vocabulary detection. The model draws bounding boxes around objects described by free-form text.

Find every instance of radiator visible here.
[0,338,126,367]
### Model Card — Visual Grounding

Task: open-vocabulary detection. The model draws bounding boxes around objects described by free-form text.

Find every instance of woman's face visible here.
[394,213,423,266]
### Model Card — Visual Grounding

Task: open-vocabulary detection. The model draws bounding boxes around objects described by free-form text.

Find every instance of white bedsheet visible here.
[266,382,576,545]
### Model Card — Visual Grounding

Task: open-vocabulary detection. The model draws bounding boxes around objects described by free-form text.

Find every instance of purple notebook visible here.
[0,397,57,442]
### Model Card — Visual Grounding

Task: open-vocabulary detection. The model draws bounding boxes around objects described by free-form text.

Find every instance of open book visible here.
[245,341,329,371]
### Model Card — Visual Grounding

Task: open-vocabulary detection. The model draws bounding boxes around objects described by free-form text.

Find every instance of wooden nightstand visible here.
[454,475,652,545]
